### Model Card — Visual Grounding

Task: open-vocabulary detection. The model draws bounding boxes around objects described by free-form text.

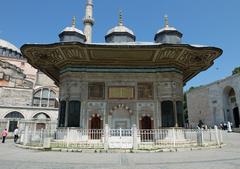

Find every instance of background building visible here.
[187,73,240,128]
[0,38,59,134]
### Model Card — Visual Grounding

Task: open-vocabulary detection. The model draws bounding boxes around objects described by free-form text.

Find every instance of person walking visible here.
[13,127,19,143]
[1,129,8,143]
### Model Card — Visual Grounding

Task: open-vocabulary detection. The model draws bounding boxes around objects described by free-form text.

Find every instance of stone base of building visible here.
[18,125,223,151]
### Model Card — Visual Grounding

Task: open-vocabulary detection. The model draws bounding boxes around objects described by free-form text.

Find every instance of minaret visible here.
[83,0,94,43]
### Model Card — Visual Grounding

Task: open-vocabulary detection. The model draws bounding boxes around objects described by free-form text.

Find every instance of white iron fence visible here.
[19,126,223,150]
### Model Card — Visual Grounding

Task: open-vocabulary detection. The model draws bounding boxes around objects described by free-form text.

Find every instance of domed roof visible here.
[106,25,135,37]
[60,26,85,36]
[156,26,177,34]
[105,11,135,43]
[155,15,181,35]
[154,15,182,44]
[106,11,135,37]
[0,39,21,53]
[59,16,86,42]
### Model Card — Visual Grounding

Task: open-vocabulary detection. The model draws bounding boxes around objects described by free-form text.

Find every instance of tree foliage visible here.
[232,66,240,75]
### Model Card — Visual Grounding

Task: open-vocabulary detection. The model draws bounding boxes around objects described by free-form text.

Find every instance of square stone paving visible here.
[0,131,239,169]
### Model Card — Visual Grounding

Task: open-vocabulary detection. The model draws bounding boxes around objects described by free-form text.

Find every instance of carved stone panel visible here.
[87,102,106,118]
[137,102,154,117]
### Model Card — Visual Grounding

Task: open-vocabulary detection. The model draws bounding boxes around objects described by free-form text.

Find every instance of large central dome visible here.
[0,39,22,59]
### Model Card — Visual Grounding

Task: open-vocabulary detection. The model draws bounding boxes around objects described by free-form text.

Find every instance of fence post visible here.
[172,128,176,147]
[214,125,220,146]
[104,124,109,150]
[219,129,223,144]
[23,126,29,146]
[67,127,70,148]
[40,128,44,144]
[132,124,138,150]
[227,121,232,132]
[197,128,204,146]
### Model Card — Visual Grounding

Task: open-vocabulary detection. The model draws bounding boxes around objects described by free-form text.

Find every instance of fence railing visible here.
[19,126,223,150]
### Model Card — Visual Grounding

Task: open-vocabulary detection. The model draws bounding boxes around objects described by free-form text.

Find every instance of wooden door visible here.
[90,115,102,139]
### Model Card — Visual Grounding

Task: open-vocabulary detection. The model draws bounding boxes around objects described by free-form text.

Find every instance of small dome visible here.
[106,25,135,37]
[59,17,86,43]
[60,27,85,35]
[105,11,136,43]
[154,15,182,44]
[156,26,177,34]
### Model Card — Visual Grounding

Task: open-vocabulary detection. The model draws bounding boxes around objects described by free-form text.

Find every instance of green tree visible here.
[232,66,240,75]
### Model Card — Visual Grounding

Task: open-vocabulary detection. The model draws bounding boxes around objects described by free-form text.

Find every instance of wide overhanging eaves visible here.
[20,42,222,86]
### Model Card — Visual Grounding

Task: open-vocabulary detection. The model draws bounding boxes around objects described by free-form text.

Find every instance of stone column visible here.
[108,115,112,129]
[136,103,140,129]
[158,100,162,128]
[132,124,138,150]
[103,102,107,127]
[173,101,178,127]
[104,124,109,150]
[215,125,220,146]
[64,100,69,127]
[81,101,86,129]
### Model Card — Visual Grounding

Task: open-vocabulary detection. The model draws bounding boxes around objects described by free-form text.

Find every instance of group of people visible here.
[197,120,208,129]
[1,127,19,144]
[219,122,233,130]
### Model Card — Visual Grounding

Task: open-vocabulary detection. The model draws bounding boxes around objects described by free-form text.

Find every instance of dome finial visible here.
[118,10,123,26]
[72,16,76,28]
[164,15,169,28]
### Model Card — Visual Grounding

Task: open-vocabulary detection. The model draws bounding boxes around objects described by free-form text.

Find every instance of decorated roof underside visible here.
[21,42,222,86]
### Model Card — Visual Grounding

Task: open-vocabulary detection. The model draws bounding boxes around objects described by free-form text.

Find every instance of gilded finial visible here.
[72,16,76,28]
[118,10,123,26]
[164,15,169,28]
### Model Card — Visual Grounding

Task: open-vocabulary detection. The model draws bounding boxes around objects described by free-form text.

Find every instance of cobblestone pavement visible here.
[0,131,239,169]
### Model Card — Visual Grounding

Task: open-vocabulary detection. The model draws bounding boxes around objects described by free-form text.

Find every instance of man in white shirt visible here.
[13,127,19,143]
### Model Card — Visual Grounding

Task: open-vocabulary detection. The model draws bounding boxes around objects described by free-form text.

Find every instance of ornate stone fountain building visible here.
[21,0,222,130]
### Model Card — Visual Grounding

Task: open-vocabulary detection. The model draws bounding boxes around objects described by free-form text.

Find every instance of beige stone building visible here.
[0,39,59,133]
[187,74,240,128]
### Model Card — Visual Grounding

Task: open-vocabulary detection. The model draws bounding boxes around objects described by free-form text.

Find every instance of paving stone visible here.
[0,131,239,169]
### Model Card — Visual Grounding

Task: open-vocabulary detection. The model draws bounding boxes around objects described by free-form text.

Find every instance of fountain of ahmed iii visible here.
[20,0,222,149]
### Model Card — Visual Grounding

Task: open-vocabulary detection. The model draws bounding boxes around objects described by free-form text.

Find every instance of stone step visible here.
[232,128,240,133]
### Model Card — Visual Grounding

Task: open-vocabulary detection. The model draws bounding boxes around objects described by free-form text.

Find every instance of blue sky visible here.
[0,0,239,90]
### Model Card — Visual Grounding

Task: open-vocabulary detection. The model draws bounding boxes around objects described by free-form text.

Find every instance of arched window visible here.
[33,112,50,120]
[33,88,58,108]
[223,87,239,127]
[4,111,24,132]
[4,111,24,119]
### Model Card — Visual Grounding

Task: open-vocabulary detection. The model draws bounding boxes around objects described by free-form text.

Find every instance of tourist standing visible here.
[1,129,8,143]
[13,127,19,143]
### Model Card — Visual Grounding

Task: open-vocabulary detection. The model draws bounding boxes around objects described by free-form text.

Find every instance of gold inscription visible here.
[109,87,134,99]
